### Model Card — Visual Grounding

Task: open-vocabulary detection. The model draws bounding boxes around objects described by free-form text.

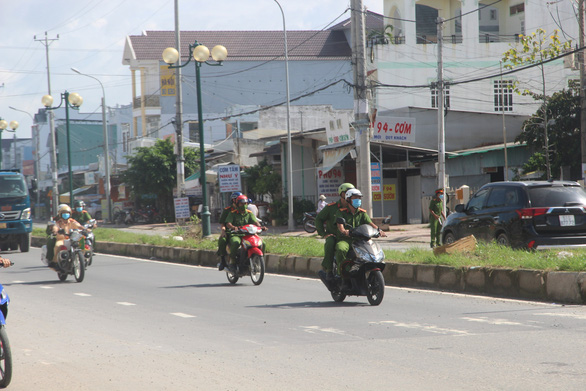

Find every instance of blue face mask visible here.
[62,213,70,219]
[439,195,444,200]
[351,199,362,208]
[76,207,83,212]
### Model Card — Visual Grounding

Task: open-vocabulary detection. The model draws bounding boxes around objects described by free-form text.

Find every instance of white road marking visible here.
[300,326,347,335]
[369,320,472,336]
[171,312,196,318]
[117,302,136,306]
[461,317,529,326]
[39,286,53,289]
[11,281,25,284]
[74,293,91,297]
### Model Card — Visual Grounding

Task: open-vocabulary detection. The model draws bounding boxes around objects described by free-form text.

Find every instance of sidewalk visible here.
[35,218,430,244]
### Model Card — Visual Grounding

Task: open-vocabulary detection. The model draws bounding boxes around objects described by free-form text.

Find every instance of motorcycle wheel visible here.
[366,271,385,306]
[85,251,93,267]
[0,326,13,388]
[226,268,239,284]
[57,272,68,281]
[303,220,316,233]
[249,254,265,285]
[331,287,346,303]
[73,252,85,283]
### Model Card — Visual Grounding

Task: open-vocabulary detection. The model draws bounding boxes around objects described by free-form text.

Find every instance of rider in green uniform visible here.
[315,183,354,281]
[225,195,262,271]
[72,200,93,226]
[335,188,386,279]
[217,191,241,270]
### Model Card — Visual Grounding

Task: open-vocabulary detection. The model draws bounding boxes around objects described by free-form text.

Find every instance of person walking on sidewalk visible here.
[429,188,446,248]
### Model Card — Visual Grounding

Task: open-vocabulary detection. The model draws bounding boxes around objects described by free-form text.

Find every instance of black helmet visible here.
[74,200,85,208]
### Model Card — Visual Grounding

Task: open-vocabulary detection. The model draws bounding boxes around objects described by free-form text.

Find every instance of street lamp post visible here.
[162,41,228,237]
[273,0,294,232]
[0,119,18,169]
[71,68,112,222]
[41,92,83,206]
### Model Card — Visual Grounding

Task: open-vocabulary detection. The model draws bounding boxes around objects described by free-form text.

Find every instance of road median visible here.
[31,236,586,304]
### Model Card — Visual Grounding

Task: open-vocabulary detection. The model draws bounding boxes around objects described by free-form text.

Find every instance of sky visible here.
[0,0,384,139]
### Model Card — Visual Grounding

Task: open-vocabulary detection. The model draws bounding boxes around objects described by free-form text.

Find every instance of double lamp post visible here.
[162,41,228,237]
[41,91,83,207]
[0,119,18,169]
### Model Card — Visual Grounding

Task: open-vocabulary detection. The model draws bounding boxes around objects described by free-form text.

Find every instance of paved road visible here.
[3,248,586,390]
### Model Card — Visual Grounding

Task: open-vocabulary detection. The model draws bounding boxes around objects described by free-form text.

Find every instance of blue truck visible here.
[0,170,32,252]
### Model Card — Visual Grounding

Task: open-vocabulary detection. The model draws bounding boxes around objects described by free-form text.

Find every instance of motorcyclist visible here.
[224,195,265,271]
[72,200,94,226]
[334,188,386,282]
[47,204,84,270]
[216,191,242,271]
[315,183,354,281]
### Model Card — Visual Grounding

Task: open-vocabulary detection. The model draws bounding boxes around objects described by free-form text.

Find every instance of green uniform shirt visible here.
[334,207,373,238]
[429,198,443,222]
[72,210,92,225]
[225,208,259,229]
[219,205,236,225]
[315,201,343,236]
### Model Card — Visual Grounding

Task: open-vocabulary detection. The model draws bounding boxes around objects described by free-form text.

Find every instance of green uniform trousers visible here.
[430,219,441,247]
[46,237,56,262]
[321,235,337,272]
[217,235,228,257]
[334,238,352,275]
[227,235,242,263]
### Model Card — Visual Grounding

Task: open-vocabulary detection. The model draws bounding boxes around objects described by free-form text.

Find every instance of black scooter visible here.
[319,218,386,306]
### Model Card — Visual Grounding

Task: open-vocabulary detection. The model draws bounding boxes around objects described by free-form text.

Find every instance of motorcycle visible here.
[83,219,97,267]
[0,265,13,388]
[53,226,88,282]
[225,224,266,285]
[303,212,317,233]
[319,218,386,306]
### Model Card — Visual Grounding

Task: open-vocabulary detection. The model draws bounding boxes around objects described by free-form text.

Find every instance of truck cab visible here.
[0,170,32,252]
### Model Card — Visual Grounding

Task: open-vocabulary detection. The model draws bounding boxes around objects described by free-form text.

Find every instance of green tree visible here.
[502,29,572,179]
[122,139,199,219]
[243,160,282,201]
[516,85,581,180]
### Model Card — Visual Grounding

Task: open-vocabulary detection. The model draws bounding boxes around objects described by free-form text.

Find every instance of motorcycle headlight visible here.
[354,246,384,262]
[71,231,82,242]
[21,208,31,220]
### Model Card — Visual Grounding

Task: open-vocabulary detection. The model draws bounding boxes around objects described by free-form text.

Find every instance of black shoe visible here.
[326,271,334,281]
[218,256,226,271]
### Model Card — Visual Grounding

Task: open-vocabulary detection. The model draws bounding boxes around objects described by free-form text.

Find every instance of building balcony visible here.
[133,95,160,109]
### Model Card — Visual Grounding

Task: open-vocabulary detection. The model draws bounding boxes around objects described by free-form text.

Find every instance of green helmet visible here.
[338,183,355,196]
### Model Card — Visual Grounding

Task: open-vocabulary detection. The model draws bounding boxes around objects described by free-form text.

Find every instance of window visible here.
[490,9,497,20]
[121,123,130,153]
[467,188,490,212]
[494,80,513,112]
[510,4,524,16]
[431,84,450,109]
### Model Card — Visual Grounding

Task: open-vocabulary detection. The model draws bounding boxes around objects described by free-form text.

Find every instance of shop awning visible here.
[318,140,355,173]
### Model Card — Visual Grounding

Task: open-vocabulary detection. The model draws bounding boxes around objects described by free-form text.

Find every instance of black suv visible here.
[441,181,586,249]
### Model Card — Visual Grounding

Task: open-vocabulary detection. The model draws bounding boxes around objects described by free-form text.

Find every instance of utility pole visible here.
[35,32,60,216]
[174,0,185,199]
[437,18,447,218]
[351,0,372,215]
[577,0,586,181]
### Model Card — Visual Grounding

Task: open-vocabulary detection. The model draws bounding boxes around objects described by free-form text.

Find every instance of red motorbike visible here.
[226,224,266,285]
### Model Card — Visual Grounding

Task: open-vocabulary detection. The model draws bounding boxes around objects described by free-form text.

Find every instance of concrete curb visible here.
[31,236,586,304]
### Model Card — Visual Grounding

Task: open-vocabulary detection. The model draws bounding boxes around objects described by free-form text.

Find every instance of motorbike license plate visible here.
[0,223,6,229]
[559,215,575,226]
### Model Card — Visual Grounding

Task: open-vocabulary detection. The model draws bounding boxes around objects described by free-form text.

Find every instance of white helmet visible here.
[345,188,363,201]
[319,194,326,200]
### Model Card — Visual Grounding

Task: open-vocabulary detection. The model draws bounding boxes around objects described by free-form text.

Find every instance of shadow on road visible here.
[248,301,369,309]
[161,283,248,289]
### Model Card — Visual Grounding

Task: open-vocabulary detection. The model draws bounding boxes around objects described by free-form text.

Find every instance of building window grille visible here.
[494,80,514,112]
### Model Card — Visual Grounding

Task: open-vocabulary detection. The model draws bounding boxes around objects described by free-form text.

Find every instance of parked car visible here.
[86,201,102,220]
[441,181,586,249]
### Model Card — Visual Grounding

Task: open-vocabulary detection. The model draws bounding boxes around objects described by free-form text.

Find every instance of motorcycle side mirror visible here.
[88,219,96,225]
[336,217,346,225]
